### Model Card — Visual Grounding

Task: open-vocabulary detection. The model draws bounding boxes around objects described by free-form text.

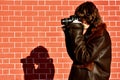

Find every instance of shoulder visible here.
[96,23,107,32]
[92,23,107,37]
[88,23,111,45]
[88,23,110,42]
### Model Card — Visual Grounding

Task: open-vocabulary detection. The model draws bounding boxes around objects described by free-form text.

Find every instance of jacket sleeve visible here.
[62,23,84,61]
[63,23,111,65]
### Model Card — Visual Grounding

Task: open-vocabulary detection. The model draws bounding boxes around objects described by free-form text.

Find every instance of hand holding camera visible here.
[61,15,89,34]
[61,15,81,26]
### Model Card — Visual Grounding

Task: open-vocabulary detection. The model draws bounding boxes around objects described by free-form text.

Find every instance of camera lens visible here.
[61,18,73,25]
[61,15,79,25]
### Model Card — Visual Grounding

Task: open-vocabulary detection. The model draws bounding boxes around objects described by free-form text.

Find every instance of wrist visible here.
[83,23,89,29]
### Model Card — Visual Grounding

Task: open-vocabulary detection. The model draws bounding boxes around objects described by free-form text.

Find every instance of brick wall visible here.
[0,0,120,80]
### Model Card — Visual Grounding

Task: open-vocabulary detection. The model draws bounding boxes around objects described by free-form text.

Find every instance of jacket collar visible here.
[84,23,107,41]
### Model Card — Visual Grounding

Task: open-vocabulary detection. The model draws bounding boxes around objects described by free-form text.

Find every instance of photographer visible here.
[62,1,111,80]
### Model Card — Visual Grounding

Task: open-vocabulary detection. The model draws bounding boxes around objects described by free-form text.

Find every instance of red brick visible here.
[2,16,9,21]
[117,52,120,56]
[10,48,26,52]
[22,11,37,16]
[50,6,57,10]
[58,58,71,63]
[22,1,37,5]
[62,1,69,5]
[15,75,23,80]
[109,1,116,5]
[100,11,108,15]
[57,6,73,10]
[110,11,116,15]
[54,63,62,68]
[112,58,120,62]
[10,27,25,31]
[38,11,46,16]
[46,32,62,37]
[22,43,38,47]
[10,38,25,42]
[46,43,62,47]
[38,1,45,5]
[10,59,20,63]
[15,64,22,68]
[111,62,117,67]
[107,27,120,31]
[69,1,83,5]
[2,49,9,53]
[116,1,120,5]
[50,38,57,42]
[104,6,119,10]
[0,27,7,31]
[34,17,48,21]
[111,68,120,72]
[39,22,46,26]
[0,22,14,26]
[0,75,14,80]
[118,74,120,78]
[14,1,21,5]
[57,48,66,52]
[9,17,25,21]
[94,1,108,5]
[109,22,116,26]
[2,38,9,42]
[9,6,25,10]
[2,6,9,10]
[46,11,62,16]
[104,16,120,21]
[110,73,118,78]
[54,74,63,79]
[46,1,61,5]
[14,32,22,37]
[34,26,49,32]
[10,69,23,74]
[0,43,14,48]
[111,37,120,42]
[39,38,50,42]
[58,69,70,73]
[22,22,38,26]
[3,59,9,63]
[50,53,62,57]
[64,73,70,79]
[0,54,14,58]
[46,22,60,26]
[34,6,49,10]
[0,64,14,68]
[14,11,22,16]
[117,42,120,47]
[50,48,57,52]
[117,22,120,26]
[0,11,13,16]
[26,6,32,10]
[0,70,2,74]
[3,70,9,74]
[0,1,14,5]
[22,32,38,37]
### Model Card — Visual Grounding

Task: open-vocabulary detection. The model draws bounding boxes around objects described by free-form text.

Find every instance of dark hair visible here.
[75,1,102,26]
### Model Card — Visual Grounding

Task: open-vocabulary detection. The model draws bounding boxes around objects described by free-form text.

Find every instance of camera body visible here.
[61,15,81,25]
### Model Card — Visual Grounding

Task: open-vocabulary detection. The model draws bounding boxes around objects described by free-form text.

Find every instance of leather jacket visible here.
[63,23,112,80]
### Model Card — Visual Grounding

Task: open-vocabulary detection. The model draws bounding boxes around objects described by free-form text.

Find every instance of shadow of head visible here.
[21,46,55,80]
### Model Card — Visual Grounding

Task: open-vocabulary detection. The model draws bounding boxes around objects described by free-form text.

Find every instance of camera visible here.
[61,15,80,25]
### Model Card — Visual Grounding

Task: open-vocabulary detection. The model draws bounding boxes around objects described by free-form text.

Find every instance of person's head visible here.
[75,1,102,26]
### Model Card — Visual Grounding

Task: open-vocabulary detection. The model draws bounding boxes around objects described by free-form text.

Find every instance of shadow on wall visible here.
[21,46,55,80]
